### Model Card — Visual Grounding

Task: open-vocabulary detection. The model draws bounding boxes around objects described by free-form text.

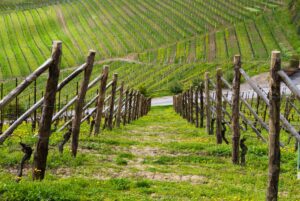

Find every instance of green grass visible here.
[0,106,299,200]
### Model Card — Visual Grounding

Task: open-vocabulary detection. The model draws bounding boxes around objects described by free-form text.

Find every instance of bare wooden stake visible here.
[123,89,129,125]
[200,82,204,128]
[232,55,241,164]
[216,68,223,144]
[267,51,281,201]
[189,87,194,123]
[0,83,3,134]
[205,72,212,135]
[94,66,109,135]
[116,82,124,128]
[71,50,95,157]
[32,41,61,181]
[128,90,133,123]
[195,87,199,128]
[108,74,118,130]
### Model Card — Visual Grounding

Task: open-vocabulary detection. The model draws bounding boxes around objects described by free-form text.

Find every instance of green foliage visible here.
[169,80,183,94]
[191,77,203,88]
[138,84,149,97]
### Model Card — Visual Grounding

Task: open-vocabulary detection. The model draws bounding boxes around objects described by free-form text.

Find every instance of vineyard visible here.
[0,0,300,200]
[0,0,293,79]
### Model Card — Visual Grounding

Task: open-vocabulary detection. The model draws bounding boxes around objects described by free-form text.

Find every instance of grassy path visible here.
[0,106,299,200]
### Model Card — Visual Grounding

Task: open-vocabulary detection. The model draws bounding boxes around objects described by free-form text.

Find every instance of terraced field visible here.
[138,10,300,64]
[0,0,288,79]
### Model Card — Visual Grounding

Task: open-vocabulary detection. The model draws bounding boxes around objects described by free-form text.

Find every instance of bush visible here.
[169,81,183,94]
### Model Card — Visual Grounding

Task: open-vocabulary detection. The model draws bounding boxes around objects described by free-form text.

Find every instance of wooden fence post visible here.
[267,51,281,201]
[123,89,129,126]
[189,87,194,123]
[232,55,241,164]
[131,91,137,121]
[32,41,61,180]
[116,81,124,128]
[94,66,109,135]
[200,82,204,128]
[135,92,141,120]
[15,78,18,119]
[195,87,199,128]
[128,90,133,123]
[0,83,3,134]
[216,68,223,144]
[71,50,95,157]
[108,74,118,130]
[205,72,211,135]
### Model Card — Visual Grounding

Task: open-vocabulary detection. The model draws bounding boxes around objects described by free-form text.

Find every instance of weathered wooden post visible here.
[32,41,61,180]
[267,51,281,201]
[15,78,18,119]
[94,66,109,135]
[216,68,223,144]
[185,92,188,120]
[182,93,186,118]
[116,82,124,128]
[64,95,68,122]
[205,72,211,135]
[0,83,3,133]
[128,90,133,123]
[123,89,129,125]
[138,94,143,118]
[135,92,141,120]
[71,50,95,157]
[189,87,194,123]
[232,55,241,164]
[195,88,199,127]
[297,142,300,179]
[108,74,118,130]
[200,82,204,128]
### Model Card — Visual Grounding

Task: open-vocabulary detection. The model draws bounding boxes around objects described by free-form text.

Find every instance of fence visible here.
[173,51,300,201]
[0,41,151,180]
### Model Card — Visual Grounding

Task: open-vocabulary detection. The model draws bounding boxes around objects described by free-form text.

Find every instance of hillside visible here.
[0,0,292,79]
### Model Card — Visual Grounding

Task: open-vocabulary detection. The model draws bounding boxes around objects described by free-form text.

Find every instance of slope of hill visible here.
[0,0,286,79]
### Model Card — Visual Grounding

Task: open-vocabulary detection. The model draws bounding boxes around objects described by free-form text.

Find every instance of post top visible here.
[271,51,281,57]
[88,49,96,54]
[52,40,62,45]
